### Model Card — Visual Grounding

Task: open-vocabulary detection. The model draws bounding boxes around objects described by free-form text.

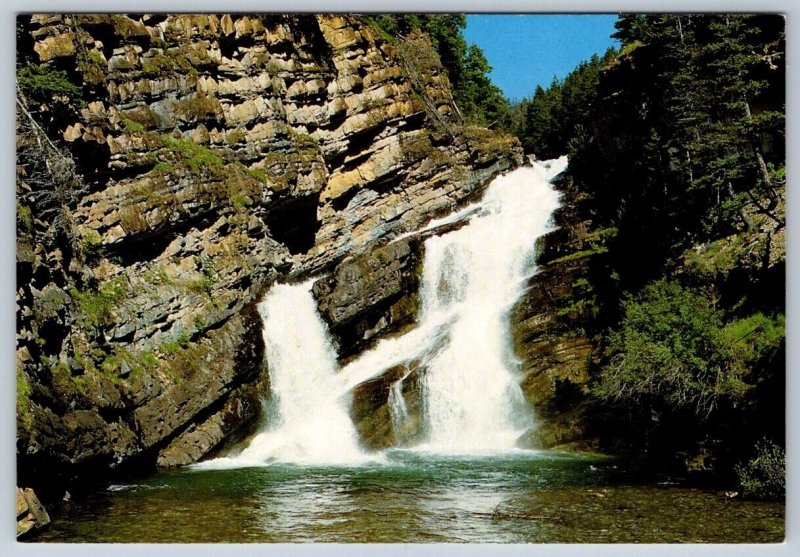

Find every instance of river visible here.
[34,451,783,543]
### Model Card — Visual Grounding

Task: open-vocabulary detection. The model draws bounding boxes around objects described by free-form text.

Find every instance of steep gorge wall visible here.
[16,13,521,493]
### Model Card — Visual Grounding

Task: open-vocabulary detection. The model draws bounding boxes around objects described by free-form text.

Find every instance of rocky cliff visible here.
[16,13,522,497]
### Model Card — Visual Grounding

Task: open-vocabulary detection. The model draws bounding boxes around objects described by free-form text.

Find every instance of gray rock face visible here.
[312,238,422,359]
[16,13,521,490]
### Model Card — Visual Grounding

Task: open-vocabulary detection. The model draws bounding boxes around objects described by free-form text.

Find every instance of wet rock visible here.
[313,238,422,357]
[157,387,262,467]
[351,362,425,449]
[509,176,609,448]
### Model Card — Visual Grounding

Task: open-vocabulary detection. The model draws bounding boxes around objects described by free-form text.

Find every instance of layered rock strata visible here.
[16,487,50,538]
[16,13,521,494]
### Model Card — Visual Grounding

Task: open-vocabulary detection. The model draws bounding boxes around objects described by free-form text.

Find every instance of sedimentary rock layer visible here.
[16,13,521,490]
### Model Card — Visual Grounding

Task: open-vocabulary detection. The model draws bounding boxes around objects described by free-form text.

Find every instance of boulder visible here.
[16,487,50,538]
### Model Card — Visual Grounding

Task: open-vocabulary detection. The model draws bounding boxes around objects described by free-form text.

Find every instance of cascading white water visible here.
[196,281,370,468]
[388,381,410,435]
[411,157,564,451]
[198,157,566,467]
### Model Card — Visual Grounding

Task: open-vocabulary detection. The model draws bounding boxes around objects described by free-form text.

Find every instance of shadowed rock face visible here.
[16,13,521,493]
[312,237,423,360]
[510,176,606,450]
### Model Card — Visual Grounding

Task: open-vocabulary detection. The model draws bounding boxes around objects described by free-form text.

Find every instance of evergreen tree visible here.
[457,44,508,126]
[362,15,508,127]
[518,49,613,159]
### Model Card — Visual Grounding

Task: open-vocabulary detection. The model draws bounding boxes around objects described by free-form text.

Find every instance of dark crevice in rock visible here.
[365,169,407,196]
[218,32,239,60]
[36,320,67,356]
[329,184,360,212]
[69,144,114,192]
[264,194,321,255]
[325,125,389,171]
[108,212,217,266]
[292,16,336,71]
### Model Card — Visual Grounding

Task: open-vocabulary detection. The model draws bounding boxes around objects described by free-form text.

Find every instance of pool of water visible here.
[30,450,784,543]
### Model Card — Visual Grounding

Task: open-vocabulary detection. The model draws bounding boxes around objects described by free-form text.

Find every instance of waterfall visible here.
[409,157,564,451]
[198,157,565,467]
[196,281,371,468]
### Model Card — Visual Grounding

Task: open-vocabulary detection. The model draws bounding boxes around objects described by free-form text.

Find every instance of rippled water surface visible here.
[32,450,783,543]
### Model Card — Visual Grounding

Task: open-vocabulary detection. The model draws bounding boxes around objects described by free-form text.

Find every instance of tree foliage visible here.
[510,16,785,291]
[17,62,83,104]
[514,49,617,159]
[577,15,784,285]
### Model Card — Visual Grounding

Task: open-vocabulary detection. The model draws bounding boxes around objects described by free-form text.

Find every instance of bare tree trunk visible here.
[743,100,775,195]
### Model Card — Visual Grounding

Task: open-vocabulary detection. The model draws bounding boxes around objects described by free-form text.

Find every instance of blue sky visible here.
[463,15,620,101]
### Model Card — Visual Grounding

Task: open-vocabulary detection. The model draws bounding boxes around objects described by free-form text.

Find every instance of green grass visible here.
[246,167,268,183]
[584,226,618,243]
[70,275,128,328]
[122,117,145,134]
[142,264,174,286]
[549,245,608,265]
[185,273,215,295]
[17,202,33,232]
[230,195,254,210]
[289,130,320,149]
[162,136,224,174]
[152,162,177,175]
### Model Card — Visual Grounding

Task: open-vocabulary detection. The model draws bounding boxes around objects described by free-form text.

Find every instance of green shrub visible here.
[17,369,33,432]
[161,329,192,355]
[17,63,82,103]
[70,276,128,328]
[735,438,785,499]
[594,280,747,417]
